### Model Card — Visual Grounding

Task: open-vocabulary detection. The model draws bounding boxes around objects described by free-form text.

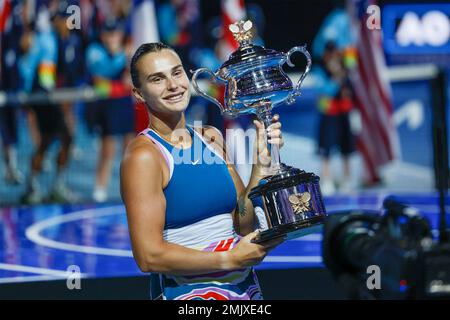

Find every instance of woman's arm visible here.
[120,138,278,275]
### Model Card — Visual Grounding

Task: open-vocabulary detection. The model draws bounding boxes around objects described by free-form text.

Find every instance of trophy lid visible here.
[219,20,283,75]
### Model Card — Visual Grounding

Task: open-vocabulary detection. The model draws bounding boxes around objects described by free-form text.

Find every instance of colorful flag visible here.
[0,0,12,81]
[0,0,11,32]
[132,0,159,50]
[219,0,246,61]
[348,0,399,185]
[131,0,159,132]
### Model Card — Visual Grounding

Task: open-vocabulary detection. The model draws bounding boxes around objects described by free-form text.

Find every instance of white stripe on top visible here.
[163,213,236,250]
[144,129,175,179]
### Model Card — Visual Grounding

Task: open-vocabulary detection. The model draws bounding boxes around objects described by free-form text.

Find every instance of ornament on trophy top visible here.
[229,20,253,46]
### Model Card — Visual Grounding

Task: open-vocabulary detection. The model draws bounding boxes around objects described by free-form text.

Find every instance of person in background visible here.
[312,4,357,195]
[157,0,202,74]
[52,1,85,147]
[85,18,134,203]
[314,41,356,195]
[18,6,74,204]
[0,0,26,185]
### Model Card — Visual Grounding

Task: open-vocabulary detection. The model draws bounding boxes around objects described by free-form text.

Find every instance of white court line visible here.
[24,205,322,263]
[24,203,445,265]
[0,263,76,276]
[0,275,66,284]
[25,205,133,257]
[0,263,87,278]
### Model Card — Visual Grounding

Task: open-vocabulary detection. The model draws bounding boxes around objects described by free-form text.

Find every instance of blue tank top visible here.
[145,126,237,229]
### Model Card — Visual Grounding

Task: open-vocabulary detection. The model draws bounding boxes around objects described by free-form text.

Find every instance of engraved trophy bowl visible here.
[191,20,326,243]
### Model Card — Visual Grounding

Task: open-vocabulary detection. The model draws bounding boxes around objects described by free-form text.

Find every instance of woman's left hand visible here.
[253,114,284,173]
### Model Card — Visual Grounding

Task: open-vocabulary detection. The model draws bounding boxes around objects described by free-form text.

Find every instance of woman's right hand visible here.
[227,231,284,269]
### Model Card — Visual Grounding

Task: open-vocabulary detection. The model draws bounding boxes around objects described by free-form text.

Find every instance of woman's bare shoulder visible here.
[122,135,163,170]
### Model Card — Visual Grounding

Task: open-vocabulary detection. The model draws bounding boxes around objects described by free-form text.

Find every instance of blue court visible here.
[0,193,446,284]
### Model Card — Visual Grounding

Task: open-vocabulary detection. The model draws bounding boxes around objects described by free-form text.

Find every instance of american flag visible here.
[131,0,160,133]
[132,0,159,50]
[218,0,246,61]
[348,0,399,185]
[0,0,11,82]
[0,0,11,32]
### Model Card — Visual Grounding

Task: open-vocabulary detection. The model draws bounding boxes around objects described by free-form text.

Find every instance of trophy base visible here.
[251,215,325,244]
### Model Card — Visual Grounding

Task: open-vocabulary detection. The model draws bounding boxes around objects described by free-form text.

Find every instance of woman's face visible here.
[133,49,191,115]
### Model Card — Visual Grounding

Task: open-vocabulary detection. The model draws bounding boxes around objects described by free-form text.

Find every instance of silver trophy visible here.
[191,20,326,243]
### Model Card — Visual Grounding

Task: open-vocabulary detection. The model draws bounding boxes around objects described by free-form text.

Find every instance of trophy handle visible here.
[282,45,312,105]
[191,68,226,113]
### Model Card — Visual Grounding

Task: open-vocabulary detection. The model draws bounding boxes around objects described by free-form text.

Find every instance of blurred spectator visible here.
[315,41,355,195]
[81,0,132,47]
[0,0,26,185]
[52,0,85,154]
[85,17,134,203]
[312,5,357,195]
[188,15,223,130]
[18,5,74,204]
[157,0,202,73]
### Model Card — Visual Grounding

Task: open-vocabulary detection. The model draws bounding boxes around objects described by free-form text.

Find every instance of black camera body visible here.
[322,202,450,299]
